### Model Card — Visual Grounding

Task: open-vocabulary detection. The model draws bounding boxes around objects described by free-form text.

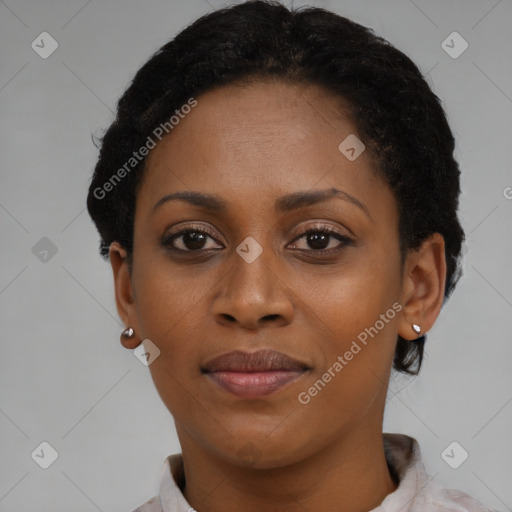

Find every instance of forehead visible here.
[137,80,395,225]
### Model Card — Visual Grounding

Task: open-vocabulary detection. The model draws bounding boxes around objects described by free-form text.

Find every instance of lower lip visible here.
[206,370,306,398]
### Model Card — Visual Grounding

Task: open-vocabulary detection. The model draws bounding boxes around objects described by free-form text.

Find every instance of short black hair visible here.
[87,0,465,375]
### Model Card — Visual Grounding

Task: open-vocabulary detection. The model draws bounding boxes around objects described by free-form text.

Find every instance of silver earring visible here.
[412,323,421,335]
[122,327,134,338]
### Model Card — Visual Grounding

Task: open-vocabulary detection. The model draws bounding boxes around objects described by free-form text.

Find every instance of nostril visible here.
[217,313,281,326]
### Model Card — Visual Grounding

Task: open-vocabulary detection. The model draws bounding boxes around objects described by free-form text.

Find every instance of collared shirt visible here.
[132,433,497,511]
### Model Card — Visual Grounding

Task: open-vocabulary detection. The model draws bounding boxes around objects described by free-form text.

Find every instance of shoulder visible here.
[382,433,498,512]
[416,483,499,511]
[129,453,190,512]
[131,495,162,512]
[427,476,500,511]
[410,466,498,512]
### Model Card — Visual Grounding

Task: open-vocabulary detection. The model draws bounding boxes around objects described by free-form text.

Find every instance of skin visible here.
[110,80,446,512]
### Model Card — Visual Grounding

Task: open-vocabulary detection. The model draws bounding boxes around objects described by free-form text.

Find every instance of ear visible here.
[109,241,142,349]
[398,233,447,341]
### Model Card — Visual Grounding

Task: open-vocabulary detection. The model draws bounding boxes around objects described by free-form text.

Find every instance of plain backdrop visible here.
[1,0,511,511]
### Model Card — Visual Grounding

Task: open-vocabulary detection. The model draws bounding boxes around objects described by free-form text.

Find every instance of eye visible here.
[288,225,353,254]
[161,223,353,256]
[161,225,223,252]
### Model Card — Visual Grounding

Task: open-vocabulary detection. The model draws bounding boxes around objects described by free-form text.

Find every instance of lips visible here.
[202,349,310,399]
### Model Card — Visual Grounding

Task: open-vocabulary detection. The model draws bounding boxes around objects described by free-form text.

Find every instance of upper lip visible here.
[202,349,310,373]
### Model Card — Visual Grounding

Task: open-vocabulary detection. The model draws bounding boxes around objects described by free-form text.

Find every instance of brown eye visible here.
[162,227,223,252]
[305,231,331,250]
[289,227,353,254]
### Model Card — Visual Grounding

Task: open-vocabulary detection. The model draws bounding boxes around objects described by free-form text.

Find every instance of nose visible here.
[211,247,294,331]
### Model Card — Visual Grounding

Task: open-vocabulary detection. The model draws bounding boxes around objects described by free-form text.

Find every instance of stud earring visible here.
[122,327,134,338]
[412,323,421,335]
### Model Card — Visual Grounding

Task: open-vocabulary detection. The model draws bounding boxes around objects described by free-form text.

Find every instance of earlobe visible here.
[109,242,142,349]
[398,233,447,341]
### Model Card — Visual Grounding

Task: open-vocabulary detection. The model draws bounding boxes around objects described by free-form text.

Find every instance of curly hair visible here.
[87,0,465,375]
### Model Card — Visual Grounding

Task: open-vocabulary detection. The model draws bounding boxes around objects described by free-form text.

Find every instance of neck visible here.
[177,422,397,512]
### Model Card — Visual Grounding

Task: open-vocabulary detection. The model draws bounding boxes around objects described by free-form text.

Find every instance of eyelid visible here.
[164,223,350,242]
[166,223,220,239]
[289,222,352,241]
[163,223,225,250]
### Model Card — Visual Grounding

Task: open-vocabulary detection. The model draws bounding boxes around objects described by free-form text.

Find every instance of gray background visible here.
[1,0,511,510]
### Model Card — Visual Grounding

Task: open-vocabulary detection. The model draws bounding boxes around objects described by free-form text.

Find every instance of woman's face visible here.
[123,81,410,467]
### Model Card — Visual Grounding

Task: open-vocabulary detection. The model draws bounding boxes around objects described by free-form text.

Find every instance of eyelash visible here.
[160,224,353,256]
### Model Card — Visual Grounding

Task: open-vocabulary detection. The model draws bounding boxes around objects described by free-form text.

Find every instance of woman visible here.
[87,1,496,510]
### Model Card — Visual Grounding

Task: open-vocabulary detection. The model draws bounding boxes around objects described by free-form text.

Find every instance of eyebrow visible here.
[152,187,372,220]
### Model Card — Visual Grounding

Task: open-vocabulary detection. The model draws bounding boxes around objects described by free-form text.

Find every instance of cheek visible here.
[298,249,400,401]
[293,282,398,445]
[309,246,400,341]
[132,253,205,336]
[131,265,208,420]
[130,257,211,399]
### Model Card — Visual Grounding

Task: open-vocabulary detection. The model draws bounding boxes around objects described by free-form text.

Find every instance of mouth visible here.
[201,349,311,399]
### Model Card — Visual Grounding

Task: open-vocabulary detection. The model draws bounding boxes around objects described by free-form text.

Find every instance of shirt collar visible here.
[159,453,192,512]
[158,433,428,512]
[372,433,428,511]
